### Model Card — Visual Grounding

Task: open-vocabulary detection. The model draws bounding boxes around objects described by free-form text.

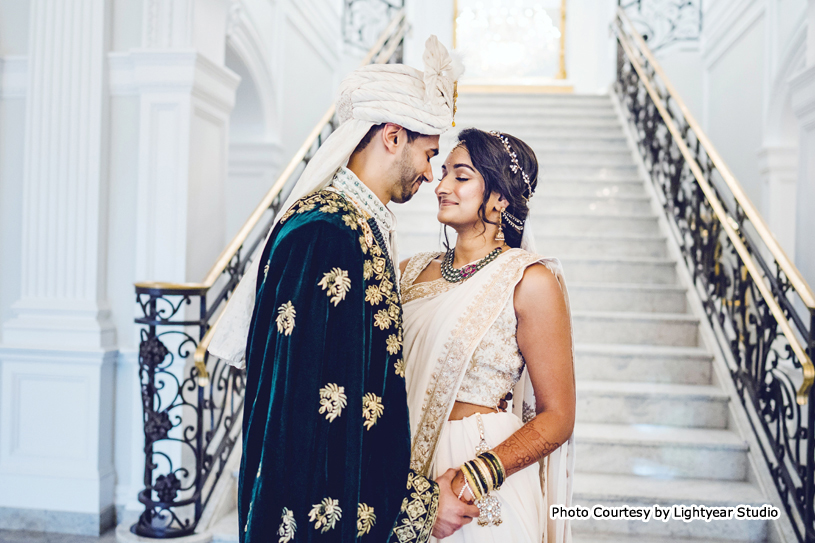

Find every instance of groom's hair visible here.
[352,123,422,156]
[452,128,539,249]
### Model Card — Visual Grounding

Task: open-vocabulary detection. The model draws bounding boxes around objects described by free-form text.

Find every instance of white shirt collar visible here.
[332,167,396,233]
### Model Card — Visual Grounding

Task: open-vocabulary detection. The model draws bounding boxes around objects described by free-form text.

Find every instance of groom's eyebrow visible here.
[430,148,439,157]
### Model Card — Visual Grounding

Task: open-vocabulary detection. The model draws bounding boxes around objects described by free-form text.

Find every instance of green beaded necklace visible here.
[440,247,503,283]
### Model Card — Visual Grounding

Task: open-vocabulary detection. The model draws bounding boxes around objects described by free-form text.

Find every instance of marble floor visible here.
[0,529,116,543]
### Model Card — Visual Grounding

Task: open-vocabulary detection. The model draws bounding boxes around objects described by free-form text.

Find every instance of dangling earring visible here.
[495,210,506,242]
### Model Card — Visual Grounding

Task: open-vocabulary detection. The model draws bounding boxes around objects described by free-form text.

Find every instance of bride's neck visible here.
[451,226,505,267]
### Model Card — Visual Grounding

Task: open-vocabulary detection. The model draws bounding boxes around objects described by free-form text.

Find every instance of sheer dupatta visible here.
[401,248,575,543]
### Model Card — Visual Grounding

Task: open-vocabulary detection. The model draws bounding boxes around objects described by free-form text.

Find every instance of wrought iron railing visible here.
[613,8,815,541]
[131,11,408,538]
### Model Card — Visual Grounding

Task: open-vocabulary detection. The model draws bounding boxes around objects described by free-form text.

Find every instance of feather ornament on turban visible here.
[208,36,463,367]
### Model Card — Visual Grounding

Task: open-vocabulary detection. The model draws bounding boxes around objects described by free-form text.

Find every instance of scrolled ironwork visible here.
[619,0,702,52]
[343,0,405,51]
[132,13,408,539]
[614,10,815,541]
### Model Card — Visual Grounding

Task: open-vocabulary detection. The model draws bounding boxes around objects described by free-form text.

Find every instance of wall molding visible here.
[702,0,765,69]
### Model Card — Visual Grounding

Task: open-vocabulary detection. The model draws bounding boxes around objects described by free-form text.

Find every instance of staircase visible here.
[394,92,773,543]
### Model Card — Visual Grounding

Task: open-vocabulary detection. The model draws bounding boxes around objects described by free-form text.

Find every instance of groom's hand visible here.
[431,468,480,539]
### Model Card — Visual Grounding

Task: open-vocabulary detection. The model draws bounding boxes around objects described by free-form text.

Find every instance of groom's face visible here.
[390,133,439,204]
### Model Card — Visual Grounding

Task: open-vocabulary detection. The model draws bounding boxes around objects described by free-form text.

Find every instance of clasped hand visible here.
[431,468,480,539]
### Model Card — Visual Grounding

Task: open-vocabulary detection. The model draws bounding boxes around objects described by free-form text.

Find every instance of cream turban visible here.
[208,35,463,367]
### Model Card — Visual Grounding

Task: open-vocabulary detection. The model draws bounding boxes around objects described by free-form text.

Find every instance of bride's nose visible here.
[435,172,452,197]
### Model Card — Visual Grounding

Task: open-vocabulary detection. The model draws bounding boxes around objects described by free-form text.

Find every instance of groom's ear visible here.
[381,123,405,155]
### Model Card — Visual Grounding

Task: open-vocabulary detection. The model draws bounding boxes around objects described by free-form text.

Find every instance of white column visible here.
[0,0,117,535]
[757,146,798,259]
[790,0,815,288]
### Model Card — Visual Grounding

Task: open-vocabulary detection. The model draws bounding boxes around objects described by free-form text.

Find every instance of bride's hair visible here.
[453,127,539,248]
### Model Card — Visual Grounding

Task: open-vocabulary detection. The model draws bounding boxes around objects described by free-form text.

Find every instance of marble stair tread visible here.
[568,281,684,292]
[559,255,677,266]
[573,535,750,543]
[572,310,697,322]
[572,473,766,506]
[577,380,728,400]
[536,232,665,242]
[574,423,745,449]
[575,343,710,358]
[211,509,239,542]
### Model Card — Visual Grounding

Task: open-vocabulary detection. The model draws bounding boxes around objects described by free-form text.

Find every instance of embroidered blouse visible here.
[401,252,526,409]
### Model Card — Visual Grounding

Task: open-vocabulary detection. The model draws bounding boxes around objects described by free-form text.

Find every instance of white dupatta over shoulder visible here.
[401,248,575,543]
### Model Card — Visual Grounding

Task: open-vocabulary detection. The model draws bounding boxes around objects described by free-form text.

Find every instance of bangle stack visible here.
[461,449,507,526]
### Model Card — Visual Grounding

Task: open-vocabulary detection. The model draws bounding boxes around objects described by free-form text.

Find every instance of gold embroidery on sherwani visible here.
[409,251,543,474]
[362,393,384,430]
[318,267,351,306]
[357,503,376,536]
[342,214,358,230]
[276,302,296,335]
[374,310,393,330]
[277,508,297,542]
[363,260,374,279]
[394,359,406,378]
[309,498,342,533]
[318,384,347,422]
[365,285,383,305]
[391,471,440,543]
[386,334,401,354]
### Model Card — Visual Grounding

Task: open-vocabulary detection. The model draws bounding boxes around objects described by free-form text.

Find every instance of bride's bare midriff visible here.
[448,401,499,421]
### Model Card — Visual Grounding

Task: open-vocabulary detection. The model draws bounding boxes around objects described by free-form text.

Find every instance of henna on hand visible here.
[493,421,560,477]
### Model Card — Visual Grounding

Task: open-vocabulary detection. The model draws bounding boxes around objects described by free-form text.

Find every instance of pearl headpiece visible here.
[489,131,534,202]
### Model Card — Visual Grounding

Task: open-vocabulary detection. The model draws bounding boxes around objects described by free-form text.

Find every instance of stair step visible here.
[575,344,713,385]
[545,164,639,177]
[575,423,747,480]
[458,93,614,108]
[515,139,632,151]
[538,213,660,235]
[539,154,637,167]
[539,235,666,258]
[572,311,699,347]
[455,107,618,119]
[560,256,677,285]
[569,282,685,312]
[212,508,238,542]
[572,474,768,541]
[534,195,652,215]
[541,180,646,197]
[577,382,729,428]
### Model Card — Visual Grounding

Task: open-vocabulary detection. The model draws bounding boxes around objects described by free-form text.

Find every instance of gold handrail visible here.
[188,11,409,382]
[617,8,815,310]
[614,12,814,404]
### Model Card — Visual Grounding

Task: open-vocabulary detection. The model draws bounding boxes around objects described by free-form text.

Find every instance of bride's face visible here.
[435,144,501,230]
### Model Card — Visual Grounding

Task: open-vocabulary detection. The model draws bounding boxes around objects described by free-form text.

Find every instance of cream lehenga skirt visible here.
[429,412,545,543]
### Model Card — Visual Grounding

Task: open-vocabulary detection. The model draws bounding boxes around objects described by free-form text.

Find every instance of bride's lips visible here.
[439,199,458,207]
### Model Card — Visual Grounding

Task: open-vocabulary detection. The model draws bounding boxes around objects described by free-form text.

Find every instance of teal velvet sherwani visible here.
[239,188,439,543]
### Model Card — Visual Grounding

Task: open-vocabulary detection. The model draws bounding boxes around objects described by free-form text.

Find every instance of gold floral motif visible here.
[365,285,383,306]
[308,497,342,533]
[379,276,393,296]
[362,393,384,430]
[388,302,400,320]
[318,268,351,306]
[277,508,297,542]
[394,359,406,378]
[370,244,382,257]
[276,302,296,336]
[357,503,376,536]
[386,334,401,355]
[363,260,374,280]
[320,202,340,214]
[297,202,316,214]
[318,383,348,422]
[342,214,359,230]
[372,257,387,279]
[373,310,393,330]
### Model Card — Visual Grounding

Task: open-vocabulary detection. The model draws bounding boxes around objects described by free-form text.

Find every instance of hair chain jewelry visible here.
[489,131,534,202]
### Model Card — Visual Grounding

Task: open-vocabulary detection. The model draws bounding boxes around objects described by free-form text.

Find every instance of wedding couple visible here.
[208,36,575,543]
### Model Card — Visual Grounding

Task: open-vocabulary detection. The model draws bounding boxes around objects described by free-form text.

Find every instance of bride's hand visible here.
[432,468,480,538]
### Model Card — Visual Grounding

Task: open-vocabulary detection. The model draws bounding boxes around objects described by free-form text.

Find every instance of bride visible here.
[398,128,576,542]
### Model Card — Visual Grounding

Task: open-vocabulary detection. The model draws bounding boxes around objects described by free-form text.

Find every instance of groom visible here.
[233,37,478,543]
